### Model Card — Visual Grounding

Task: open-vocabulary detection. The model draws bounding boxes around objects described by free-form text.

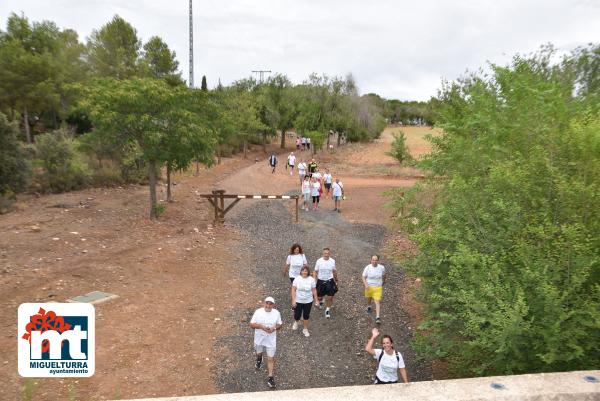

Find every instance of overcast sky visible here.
[1,0,599,100]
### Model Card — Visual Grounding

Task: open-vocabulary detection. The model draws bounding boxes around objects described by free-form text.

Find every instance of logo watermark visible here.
[18,303,95,377]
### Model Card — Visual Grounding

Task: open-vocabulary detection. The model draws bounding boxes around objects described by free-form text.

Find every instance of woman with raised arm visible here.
[365,328,408,384]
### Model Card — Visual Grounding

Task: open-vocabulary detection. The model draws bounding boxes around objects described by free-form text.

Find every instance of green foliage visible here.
[386,130,414,165]
[304,130,326,154]
[153,202,166,217]
[34,129,90,193]
[201,75,208,91]
[87,15,141,79]
[139,36,183,86]
[393,45,600,376]
[80,77,216,217]
[0,112,29,196]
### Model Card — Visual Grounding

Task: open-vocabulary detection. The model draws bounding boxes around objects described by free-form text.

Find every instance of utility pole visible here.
[252,70,271,84]
[188,0,194,88]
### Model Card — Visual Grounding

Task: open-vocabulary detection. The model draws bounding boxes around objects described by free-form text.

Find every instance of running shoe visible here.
[267,376,276,388]
[292,321,298,330]
[375,317,381,324]
[366,306,372,314]
[303,329,310,337]
[325,308,331,319]
[255,358,262,370]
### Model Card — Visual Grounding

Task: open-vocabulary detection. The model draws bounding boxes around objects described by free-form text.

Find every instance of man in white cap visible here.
[250,296,282,388]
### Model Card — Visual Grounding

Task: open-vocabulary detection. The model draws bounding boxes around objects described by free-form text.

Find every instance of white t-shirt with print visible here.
[302,180,311,194]
[286,253,308,278]
[251,308,282,348]
[311,182,321,197]
[363,264,385,287]
[288,154,296,166]
[298,162,306,175]
[315,257,336,280]
[312,171,322,181]
[323,173,332,184]
[293,276,316,304]
[332,182,343,197]
[374,349,405,382]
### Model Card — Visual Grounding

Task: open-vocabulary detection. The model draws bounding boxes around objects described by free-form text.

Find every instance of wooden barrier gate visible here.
[199,189,299,224]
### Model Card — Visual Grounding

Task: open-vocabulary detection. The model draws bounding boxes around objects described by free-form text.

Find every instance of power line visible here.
[252,70,271,84]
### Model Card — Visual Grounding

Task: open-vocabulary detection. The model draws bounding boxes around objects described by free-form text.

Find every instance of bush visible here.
[0,112,30,196]
[34,130,90,193]
[395,46,600,376]
[387,130,414,165]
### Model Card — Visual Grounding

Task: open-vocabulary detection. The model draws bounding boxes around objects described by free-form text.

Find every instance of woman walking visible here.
[310,176,321,210]
[301,175,311,211]
[365,328,408,384]
[283,243,308,284]
[362,255,386,324]
[291,266,318,337]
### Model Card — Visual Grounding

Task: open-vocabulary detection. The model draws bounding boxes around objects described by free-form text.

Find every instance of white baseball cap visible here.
[265,296,275,304]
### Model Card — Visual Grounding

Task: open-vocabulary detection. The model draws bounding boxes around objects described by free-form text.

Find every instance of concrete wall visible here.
[117,370,600,401]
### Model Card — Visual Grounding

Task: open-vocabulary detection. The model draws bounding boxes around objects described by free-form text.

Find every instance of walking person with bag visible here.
[313,247,338,318]
[365,327,409,384]
[268,153,278,174]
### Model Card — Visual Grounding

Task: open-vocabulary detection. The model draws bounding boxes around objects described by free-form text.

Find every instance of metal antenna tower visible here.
[252,70,271,84]
[188,0,194,88]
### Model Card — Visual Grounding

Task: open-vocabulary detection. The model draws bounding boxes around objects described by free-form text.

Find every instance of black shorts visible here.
[290,277,295,284]
[294,302,312,321]
[374,376,398,384]
[324,183,331,189]
[316,279,337,297]
[312,195,320,203]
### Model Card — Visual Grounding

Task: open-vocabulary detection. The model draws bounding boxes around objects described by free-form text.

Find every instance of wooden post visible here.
[295,197,299,223]
[219,191,225,223]
[212,190,219,223]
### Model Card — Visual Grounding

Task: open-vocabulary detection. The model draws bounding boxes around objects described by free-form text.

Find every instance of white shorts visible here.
[255,344,276,357]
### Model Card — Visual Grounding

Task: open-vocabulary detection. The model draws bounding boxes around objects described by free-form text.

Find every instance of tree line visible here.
[392,44,600,376]
[0,12,396,217]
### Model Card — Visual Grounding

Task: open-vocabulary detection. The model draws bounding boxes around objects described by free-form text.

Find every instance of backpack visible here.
[378,350,400,365]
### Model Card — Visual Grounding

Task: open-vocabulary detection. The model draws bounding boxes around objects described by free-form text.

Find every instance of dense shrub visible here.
[34,130,90,192]
[393,46,600,376]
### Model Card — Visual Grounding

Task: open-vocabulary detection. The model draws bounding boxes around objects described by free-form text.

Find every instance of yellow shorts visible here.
[364,285,383,301]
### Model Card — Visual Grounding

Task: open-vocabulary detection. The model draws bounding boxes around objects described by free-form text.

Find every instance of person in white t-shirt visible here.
[310,176,321,211]
[301,175,312,211]
[313,247,338,318]
[332,178,344,212]
[250,296,283,388]
[323,169,333,197]
[297,159,307,184]
[283,243,308,284]
[365,327,408,384]
[287,152,296,176]
[291,266,318,337]
[362,255,386,324]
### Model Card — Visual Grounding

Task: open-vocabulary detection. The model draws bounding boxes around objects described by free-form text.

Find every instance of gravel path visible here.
[213,199,431,392]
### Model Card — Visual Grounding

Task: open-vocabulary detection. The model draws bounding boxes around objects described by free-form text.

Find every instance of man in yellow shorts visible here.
[362,255,386,324]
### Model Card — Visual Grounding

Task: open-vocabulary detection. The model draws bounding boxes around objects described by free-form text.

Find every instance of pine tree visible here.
[201,75,207,91]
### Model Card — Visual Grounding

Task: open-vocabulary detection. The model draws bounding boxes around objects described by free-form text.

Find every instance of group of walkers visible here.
[267,152,346,212]
[299,160,344,212]
[295,136,312,151]
[250,246,409,388]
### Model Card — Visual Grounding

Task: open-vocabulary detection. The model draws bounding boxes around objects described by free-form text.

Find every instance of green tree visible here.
[0,112,29,198]
[393,46,600,376]
[81,78,215,217]
[386,130,413,165]
[0,13,61,142]
[140,36,183,86]
[201,75,208,91]
[264,74,297,148]
[87,15,141,79]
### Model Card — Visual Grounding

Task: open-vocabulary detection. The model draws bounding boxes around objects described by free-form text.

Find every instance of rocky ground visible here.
[212,197,431,392]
